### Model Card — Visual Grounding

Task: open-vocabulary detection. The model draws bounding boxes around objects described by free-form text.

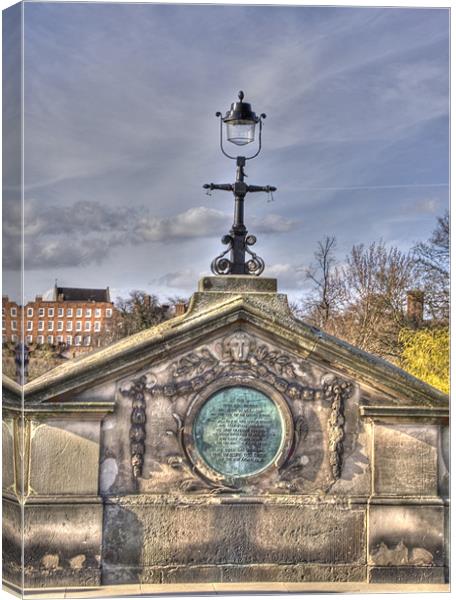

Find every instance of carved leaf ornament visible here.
[120,332,354,489]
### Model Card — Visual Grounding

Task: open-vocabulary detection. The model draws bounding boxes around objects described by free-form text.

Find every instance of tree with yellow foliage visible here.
[399,327,449,394]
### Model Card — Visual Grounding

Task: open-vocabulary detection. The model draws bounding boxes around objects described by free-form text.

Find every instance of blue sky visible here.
[3,2,449,302]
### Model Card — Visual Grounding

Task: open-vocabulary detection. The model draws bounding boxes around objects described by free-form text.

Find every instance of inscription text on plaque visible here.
[193,386,284,477]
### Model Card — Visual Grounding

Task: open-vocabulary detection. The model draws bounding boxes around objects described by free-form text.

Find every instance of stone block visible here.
[368,566,445,584]
[218,564,366,583]
[29,421,100,496]
[2,419,15,492]
[198,276,277,293]
[438,423,449,498]
[2,498,22,586]
[102,500,366,576]
[374,423,438,496]
[102,563,367,585]
[368,505,444,569]
[22,502,103,587]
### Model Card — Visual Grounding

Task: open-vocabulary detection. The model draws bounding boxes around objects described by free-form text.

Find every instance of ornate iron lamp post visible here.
[204,91,276,276]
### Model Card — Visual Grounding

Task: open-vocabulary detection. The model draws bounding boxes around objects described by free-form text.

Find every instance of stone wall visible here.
[2,277,449,589]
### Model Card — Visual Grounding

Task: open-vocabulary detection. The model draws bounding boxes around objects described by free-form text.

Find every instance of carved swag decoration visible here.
[120,331,354,492]
[120,374,156,481]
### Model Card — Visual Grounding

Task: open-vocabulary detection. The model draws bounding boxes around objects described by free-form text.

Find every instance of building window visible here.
[48,321,54,331]
[58,308,64,317]
[106,308,112,318]
[85,308,92,317]
[75,335,82,346]
[10,307,17,317]
[67,308,73,317]
[11,320,17,331]
[2,308,5,316]
[37,335,44,344]
[48,308,54,317]
[39,308,45,317]
[76,308,83,317]
[94,321,101,332]
[11,334,17,343]
[84,336,91,346]
[26,335,33,344]
[27,320,33,331]
[57,321,63,331]
[76,321,82,332]
[56,335,63,343]
[38,321,44,331]
[2,335,7,343]
[66,335,72,345]
[85,321,91,332]
[27,307,33,317]
[66,321,73,331]
[95,308,101,317]
[2,320,5,331]
[47,335,53,344]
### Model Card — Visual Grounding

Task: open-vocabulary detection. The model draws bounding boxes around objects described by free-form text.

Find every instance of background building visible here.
[2,285,115,351]
[1,296,21,345]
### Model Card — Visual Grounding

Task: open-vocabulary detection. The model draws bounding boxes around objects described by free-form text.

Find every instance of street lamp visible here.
[204,91,276,276]
[218,90,262,149]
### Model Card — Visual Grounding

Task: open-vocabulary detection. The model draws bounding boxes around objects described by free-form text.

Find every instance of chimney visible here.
[407,290,424,324]
[175,302,187,317]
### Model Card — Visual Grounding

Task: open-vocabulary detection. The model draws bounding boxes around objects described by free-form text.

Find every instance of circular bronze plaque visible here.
[193,386,284,477]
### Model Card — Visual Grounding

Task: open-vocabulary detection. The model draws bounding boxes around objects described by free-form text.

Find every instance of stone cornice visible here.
[359,405,449,419]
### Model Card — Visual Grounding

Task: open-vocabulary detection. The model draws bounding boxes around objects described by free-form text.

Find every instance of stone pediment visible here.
[3,277,448,414]
[2,277,449,588]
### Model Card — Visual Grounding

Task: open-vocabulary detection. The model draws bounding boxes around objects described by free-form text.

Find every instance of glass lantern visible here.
[223,91,259,146]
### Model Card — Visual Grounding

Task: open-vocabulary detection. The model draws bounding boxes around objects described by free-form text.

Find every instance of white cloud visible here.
[4,4,447,299]
[157,269,201,290]
[132,207,227,242]
[264,263,308,290]
[13,199,298,270]
[251,213,298,234]
[412,198,440,214]
[134,207,298,243]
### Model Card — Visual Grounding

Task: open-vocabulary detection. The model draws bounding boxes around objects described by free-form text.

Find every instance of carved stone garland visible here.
[120,332,354,489]
[120,374,156,481]
[323,377,353,479]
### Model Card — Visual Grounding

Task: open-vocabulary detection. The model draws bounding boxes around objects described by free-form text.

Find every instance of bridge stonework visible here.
[2,277,449,591]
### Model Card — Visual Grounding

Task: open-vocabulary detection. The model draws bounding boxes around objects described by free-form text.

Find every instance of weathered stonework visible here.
[373,423,439,496]
[2,276,449,592]
[102,497,366,584]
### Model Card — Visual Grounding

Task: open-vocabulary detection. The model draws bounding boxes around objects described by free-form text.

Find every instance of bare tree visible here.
[297,238,417,362]
[340,241,417,359]
[95,291,191,346]
[413,212,449,322]
[297,236,345,330]
[116,290,172,337]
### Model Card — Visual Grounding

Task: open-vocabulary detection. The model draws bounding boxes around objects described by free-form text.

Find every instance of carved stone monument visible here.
[2,275,449,592]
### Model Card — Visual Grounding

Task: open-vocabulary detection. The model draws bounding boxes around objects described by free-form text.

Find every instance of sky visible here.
[2,2,450,304]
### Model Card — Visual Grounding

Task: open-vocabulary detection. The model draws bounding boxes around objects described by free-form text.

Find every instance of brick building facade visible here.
[2,286,115,350]
[1,296,21,345]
